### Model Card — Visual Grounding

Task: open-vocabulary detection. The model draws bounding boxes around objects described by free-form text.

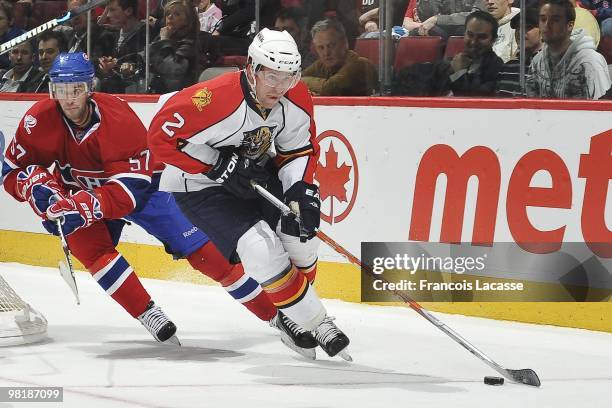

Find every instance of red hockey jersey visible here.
[147,71,319,193]
[2,93,152,219]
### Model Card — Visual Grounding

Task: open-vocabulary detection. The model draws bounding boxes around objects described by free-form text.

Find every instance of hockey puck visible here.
[484,376,504,385]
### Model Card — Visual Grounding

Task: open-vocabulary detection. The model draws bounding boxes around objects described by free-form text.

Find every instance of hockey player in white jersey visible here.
[147,28,351,360]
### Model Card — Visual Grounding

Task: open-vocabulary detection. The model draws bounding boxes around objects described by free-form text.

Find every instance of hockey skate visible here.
[137,301,181,345]
[270,311,317,359]
[313,316,352,361]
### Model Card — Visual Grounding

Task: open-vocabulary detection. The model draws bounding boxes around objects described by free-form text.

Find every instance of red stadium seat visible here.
[354,38,381,68]
[598,36,612,65]
[444,36,465,60]
[29,1,67,30]
[12,2,31,31]
[393,36,443,72]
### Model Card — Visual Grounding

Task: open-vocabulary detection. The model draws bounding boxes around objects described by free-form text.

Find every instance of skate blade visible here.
[338,349,353,362]
[280,336,316,360]
[164,335,182,346]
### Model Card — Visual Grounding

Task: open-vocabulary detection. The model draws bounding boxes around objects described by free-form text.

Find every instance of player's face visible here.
[252,66,300,109]
[38,39,61,72]
[312,28,348,71]
[539,4,573,44]
[463,18,495,58]
[51,82,90,122]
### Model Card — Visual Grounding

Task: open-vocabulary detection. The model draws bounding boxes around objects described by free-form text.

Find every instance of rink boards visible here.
[0,95,610,332]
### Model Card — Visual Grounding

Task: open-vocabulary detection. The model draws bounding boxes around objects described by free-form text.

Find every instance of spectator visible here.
[305,0,360,49]
[274,7,314,68]
[526,0,611,99]
[570,0,600,46]
[358,0,380,34]
[579,0,611,37]
[302,18,378,95]
[497,6,543,96]
[0,42,39,93]
[64,0,116,63]
[198,0,221,32]
[402,0,422,32]
[412,0,488,39]
[487,0,519,62]
[98,0,147,93]
[429,10,504,95]
[29,31,69,93]
[149,0,201,93]
[0,1,25,71]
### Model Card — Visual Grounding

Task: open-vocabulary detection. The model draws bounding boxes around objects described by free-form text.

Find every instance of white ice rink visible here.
[0,262,610,408]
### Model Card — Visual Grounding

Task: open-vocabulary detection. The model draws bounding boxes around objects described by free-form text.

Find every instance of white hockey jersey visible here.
[148,71,319,194]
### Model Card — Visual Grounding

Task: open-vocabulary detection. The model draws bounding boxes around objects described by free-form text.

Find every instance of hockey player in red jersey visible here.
[148,29,351,360]
[2,53,291,347]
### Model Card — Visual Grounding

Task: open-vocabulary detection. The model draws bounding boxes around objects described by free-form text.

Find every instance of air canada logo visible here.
[314,130,359,225]
[23,115,37,134]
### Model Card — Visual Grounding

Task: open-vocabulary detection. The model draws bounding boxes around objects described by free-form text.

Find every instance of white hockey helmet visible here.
[248,28,301,74]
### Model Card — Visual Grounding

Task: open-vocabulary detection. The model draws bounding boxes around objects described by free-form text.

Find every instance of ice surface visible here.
[0,263,610,408]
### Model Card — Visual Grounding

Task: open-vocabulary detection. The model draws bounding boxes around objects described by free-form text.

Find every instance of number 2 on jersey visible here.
[161,113,185,138]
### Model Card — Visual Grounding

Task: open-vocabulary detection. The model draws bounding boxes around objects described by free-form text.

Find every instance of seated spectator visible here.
[302,18,378,95]
[412,0,488,39]
[29,31,69,93]
[64,0,116,63]
[402,0,422,32]
[0,1,25,71]
[526,0,611,99]
[487,0,519,62]
[497,6,543,96]
[0,42,39,93]
[274,7,315,68]
[429,10,504,95]
[358,0,380,34]
[149,0,200,93]
[569,0,600,46]
[579,0,611,37]
[98,0,147,93]
[198,0,221,33]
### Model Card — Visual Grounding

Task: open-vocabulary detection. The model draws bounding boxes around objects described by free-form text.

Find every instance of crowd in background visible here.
[0,0,610,99]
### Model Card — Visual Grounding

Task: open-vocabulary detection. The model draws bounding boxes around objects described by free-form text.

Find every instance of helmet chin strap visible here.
[246,64,262,106]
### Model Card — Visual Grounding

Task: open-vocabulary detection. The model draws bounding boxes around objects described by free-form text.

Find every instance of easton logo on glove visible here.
[206,148,269,198]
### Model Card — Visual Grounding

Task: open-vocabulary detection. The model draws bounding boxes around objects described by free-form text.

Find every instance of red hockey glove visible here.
[44,190,103,236]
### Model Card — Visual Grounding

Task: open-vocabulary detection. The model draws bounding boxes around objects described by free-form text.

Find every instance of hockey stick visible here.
[251,181,541,387]
[56,219,80,305]
[0,0,110,55]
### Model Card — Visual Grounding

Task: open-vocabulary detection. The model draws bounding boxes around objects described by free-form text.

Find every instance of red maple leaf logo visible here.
[315,142,352,204]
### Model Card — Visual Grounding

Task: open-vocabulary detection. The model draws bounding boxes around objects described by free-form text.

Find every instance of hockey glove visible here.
[15,165,68,216]
[206,148,269,199]
[281,181,320,242]
[43,190,103,236]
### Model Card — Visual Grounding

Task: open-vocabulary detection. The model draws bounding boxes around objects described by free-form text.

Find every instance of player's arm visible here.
[274,84,321,241]
[2,114,66,216]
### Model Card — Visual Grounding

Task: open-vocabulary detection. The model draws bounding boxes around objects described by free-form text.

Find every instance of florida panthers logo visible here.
[240,126,277,159]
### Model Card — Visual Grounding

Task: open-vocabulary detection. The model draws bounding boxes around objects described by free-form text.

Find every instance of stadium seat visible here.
[354,38,381,68]
[29,2,67,30]
[12,2,31,31]
[393,36,443,72]
[598,36,612,65]
[443,36,465,60]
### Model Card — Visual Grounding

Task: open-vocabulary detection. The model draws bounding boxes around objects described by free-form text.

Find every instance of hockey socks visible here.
[89,252,151,318]
[188,242,277,322]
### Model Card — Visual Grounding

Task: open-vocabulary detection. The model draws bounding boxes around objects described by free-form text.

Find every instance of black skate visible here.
[313,316,351,361]
[137,301,181,345]
[270,311,317,359]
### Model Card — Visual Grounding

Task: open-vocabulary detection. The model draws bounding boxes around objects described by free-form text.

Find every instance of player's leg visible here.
[65,220,178,343]
[126,191,277,321]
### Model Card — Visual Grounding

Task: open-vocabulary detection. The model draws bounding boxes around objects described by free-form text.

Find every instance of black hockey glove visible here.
[281,181,320,242]
[205,147,269,198]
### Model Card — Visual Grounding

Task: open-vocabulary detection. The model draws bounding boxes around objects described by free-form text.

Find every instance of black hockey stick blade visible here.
[0,0,110,55]
[506,368,541,387]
